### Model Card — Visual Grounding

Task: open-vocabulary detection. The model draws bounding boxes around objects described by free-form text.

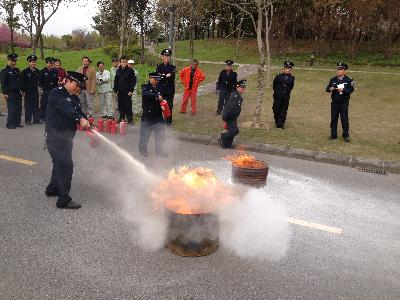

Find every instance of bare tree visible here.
[222,0,276,126]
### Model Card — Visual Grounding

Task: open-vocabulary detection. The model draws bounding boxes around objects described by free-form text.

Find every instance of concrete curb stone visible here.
[173,131,400,174]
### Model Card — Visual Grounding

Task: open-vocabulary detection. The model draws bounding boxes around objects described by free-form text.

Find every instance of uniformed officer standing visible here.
[39,57,58,122]
[21,55,41,125]
[218,80,246,148]
[139,72,166,157]
[156,49,176,125]
[215,60,237,115]
[272,61,295,129]
[45,71,89,209]
[0,54,23,129]
[326,63,354,142]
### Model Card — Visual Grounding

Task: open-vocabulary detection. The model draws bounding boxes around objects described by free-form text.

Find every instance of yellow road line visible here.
[0,154,37,166]
[287,217,343,235]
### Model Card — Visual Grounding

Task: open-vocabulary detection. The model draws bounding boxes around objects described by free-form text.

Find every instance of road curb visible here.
[173,131,400,174]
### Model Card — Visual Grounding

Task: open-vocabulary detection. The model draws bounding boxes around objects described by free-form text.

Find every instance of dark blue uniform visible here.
[45,86,86,207]
[113,66,136,123]
[220,91,243,148]
[139,82,165,155]
[21,66,40,124]
[39,67,58,121]
[272,72,295,128]
[326,75,354,138]
[0,65,23,128]
[156,62,176,124]
[216,70,237,115]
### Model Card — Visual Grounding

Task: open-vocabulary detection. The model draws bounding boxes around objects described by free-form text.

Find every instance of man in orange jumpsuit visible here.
[179,59,205,116]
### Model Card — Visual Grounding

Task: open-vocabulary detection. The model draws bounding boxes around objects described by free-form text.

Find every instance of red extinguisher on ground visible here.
[97,119,104,132]
[111,119,118,134]
[105,118,112,133]
[160,100,171,119]
[119,120,126,135]
[88,116,95,126]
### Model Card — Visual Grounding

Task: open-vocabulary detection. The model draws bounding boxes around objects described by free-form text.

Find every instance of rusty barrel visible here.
[167,210,219,257]
[231,161,269,188]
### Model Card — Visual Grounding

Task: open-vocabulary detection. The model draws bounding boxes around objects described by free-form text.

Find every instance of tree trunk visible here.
[39,33,44,59]
[10,27,15,53]
[235,13,244,58]
[140,14,145,64]
[189,2,195,59]
[253,3,266,125]
[119,0,127,58]
[265,3,274,89]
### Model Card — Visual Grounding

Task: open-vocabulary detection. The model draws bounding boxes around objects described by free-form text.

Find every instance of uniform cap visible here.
[45,57,55,63]
[161,49,172,56]
[128,59,135,64]
[66,71,87,88]
[337,62,348,70]
[225,59,234,65]
[149,72,161,80]
[27,54,37,62]
[284,60,294,68]
[236,79,247,88]
[7,53,18,60]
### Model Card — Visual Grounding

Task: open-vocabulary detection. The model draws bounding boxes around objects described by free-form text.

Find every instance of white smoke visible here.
[78,132,291,259]
[219,189,291,260]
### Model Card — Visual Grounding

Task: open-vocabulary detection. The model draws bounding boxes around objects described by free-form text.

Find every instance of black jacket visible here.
[141,82,163,123]
[45,86,86,139]
[222,91,243,121]
[39,67,58,91]
[156,62,176,94]
[273,73,295,96]
[217,70,237,92]
[326,75,354,102]
[0,65,22,94]
[21,67,40,93]
[114,67,136,93]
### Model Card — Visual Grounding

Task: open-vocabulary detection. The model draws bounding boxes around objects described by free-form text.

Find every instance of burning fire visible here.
[151,166,233,215]
[224,152,266,169]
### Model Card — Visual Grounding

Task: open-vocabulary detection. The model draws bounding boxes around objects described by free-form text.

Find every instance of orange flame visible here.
[151,166,233,215]
[224,152,266,169]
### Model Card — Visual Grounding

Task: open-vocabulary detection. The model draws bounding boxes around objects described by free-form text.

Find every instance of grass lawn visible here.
[158,39,400,71]
[172,68,400,162]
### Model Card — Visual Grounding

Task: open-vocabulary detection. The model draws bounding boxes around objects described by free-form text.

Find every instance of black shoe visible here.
[218,138,227,148]
[128,121,134,126]
[6,126,16,129]
[329,136,337,140]
[25,121,33,126]
[45,190,59,197]
[56,200,81,209]
[108,116,113,119]
[16,124,24,128]
[343,136,350,142]
[101,115,108,119]
[280,125,285,129]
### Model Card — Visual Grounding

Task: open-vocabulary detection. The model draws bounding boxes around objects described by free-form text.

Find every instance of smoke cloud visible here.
[79,132,291,259]
[219,189,291,260]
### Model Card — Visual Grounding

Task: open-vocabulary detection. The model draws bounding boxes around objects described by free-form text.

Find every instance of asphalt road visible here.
[1,117,399,300]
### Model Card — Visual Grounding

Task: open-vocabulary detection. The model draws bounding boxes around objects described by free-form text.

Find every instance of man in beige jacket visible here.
[77,56,96,116]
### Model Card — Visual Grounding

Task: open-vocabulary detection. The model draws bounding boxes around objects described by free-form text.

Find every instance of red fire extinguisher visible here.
[86,128,100,148]
[119,120,126,135]
[97,119,104,132]
[160,100,171,119]
[105,118,112,133]
[223,122,228,130]
[88,116,95,126]
[111,119,117,134]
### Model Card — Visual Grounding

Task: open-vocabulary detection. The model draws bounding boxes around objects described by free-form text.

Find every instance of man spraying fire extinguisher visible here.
[139,72,168,157]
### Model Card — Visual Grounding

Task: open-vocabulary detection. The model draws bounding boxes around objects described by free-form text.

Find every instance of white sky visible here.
[41,1,99,36]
